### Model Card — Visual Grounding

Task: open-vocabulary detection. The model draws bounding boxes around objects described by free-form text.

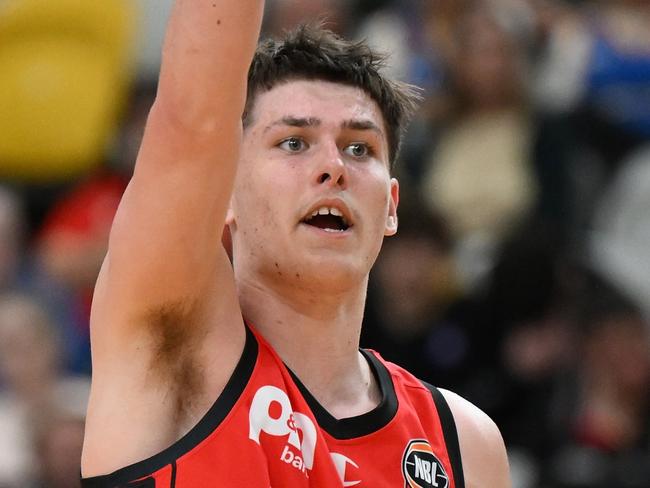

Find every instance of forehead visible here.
[248,79,386,133]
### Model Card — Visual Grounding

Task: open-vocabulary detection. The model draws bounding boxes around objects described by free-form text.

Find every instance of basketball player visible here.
[81,1,510,486]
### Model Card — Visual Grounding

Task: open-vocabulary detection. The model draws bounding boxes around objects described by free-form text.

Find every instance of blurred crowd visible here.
[0,0,649,487]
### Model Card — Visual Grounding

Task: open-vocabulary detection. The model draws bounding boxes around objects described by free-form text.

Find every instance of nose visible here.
[314,143,347,189]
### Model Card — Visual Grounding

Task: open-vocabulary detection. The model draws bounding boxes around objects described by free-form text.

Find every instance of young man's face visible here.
[229,79,399,293]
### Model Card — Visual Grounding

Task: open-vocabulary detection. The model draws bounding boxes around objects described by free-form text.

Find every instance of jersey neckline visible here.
[285,349,399,440]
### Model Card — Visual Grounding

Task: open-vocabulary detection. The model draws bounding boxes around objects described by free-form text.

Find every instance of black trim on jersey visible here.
[123,478,155,488]
[81,326,258,488]
[170,461,176,488]
[286,349,398,440]
[132,478,155,487]
[421,382,466,488]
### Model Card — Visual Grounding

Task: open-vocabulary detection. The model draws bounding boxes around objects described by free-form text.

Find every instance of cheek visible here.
[232,166,265,229]
[358,171,391,218]
[233,166,289,235]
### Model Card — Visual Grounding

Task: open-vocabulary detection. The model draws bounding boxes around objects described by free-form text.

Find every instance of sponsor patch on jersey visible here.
[402,439,449,488]
[249,385,317,478]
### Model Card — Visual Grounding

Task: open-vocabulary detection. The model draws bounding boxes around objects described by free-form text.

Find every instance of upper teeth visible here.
[311,207,347,225]
[312,206,344,219]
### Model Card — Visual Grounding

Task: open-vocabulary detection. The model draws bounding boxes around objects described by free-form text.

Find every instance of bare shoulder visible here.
[439,388,511,488]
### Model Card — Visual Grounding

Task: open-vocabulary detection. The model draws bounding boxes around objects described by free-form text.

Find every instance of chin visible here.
[292,255,369,293]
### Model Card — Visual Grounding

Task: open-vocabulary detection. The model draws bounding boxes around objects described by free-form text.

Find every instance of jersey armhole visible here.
[421,381,466,488]
[81,326,258,487]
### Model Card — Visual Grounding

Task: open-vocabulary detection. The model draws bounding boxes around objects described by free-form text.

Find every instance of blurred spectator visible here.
[488,264,650,488]
[541,272,650,487]
[462,226,571,435]
[534,0,650,170]
[531,0,592,113]
[590,144,650,322]
[0,293,89,486]
[31,379,90,488]
[37,174,125,291]
[34,172,127,374]
[0,294,60,404]
[420,4,540,290]
[31,415,85,488]
[356,0,460,84]
[355,0,468,181]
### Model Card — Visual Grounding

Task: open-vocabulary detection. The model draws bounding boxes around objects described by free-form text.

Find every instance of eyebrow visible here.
[342,119,384,137]
[263,116,384,137]
[264,116,322,132]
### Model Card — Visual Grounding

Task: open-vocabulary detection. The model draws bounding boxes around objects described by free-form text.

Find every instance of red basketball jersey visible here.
[82,326,465,487]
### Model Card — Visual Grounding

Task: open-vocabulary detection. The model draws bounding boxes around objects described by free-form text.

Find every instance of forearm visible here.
[155,0,265,130]
[98,0,265,313]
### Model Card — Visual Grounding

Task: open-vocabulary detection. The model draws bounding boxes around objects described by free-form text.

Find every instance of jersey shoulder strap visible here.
[420,381,466,488]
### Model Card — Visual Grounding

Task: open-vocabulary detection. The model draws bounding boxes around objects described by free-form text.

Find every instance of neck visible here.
[237,273,381,418]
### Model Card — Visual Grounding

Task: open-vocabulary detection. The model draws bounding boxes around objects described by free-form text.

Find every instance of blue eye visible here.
[279,137,308,153]
[344,143,370,158]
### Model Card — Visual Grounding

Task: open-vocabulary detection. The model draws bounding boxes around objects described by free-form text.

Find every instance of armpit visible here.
[144,300,208,424]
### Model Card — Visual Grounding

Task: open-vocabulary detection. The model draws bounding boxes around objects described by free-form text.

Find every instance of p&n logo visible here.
[248,385,362,485]
[249,385,317,476]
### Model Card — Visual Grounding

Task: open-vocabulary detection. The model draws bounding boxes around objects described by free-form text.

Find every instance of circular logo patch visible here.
[402,439,450,488]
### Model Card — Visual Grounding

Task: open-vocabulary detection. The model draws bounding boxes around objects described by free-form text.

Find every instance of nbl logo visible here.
[402,439,449,488]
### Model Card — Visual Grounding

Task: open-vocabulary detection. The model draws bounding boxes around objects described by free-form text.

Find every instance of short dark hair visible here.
[243,24,421,169]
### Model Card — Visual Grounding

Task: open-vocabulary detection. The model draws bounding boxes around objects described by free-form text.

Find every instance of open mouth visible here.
[302,206,351,233]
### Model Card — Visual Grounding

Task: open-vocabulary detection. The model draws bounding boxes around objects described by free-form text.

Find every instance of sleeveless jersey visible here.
[82,326,465,487]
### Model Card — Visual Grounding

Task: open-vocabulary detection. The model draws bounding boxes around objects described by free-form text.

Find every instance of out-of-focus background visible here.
[0,0,649,486]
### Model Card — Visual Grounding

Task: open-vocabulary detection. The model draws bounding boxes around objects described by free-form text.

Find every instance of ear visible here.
[384,178,399,236]
[222,201,236,261]
[221,224,233,261]
[225,194,236,226]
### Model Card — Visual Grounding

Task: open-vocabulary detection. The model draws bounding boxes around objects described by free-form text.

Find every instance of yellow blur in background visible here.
[0,0,136,182]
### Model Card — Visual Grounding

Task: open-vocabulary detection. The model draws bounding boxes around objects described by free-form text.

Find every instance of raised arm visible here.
[83,0,264,475]
[93,0,263,350]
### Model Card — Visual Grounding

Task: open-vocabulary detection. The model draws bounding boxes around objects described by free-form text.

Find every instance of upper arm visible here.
[440,389,511,488]
[91,0,265,353]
